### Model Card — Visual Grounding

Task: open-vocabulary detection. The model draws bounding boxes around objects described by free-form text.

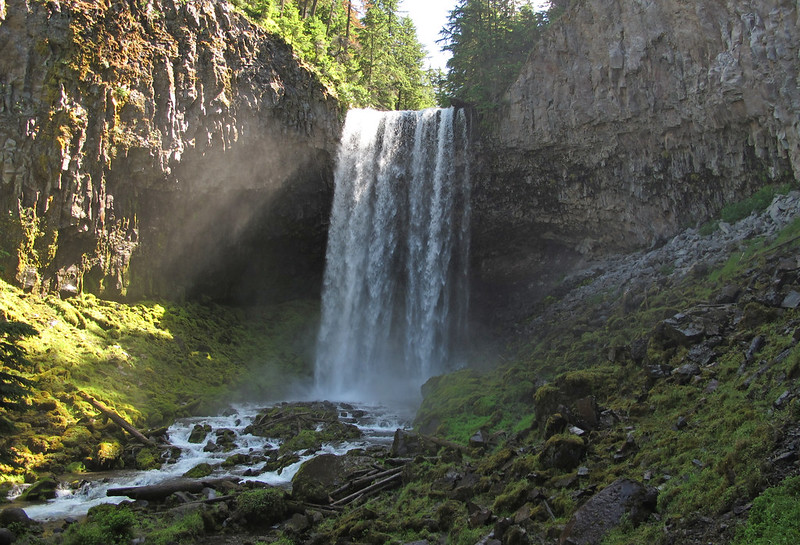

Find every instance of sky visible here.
[399,0,552,71]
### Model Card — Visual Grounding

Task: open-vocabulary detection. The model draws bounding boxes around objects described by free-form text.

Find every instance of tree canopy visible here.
[439,0,564,112]
[230,0,436,110]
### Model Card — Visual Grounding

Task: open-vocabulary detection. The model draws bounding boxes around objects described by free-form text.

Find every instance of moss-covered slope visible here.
[0,280,318,482]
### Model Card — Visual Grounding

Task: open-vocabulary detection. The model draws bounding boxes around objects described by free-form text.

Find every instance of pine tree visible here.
[0,319,37,429]
[440,0,549,112]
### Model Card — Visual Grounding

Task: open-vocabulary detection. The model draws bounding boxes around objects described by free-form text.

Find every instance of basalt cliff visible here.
[2,0,800,316]
[0,0,341,303]
[473,0,800,323]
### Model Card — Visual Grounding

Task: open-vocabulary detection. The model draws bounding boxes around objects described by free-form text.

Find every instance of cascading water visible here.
[314,107,471,402]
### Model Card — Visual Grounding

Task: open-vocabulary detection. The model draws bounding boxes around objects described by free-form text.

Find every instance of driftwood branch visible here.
[78,391,155,445]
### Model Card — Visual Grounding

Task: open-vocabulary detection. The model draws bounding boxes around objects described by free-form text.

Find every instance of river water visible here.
[10,402,410,521]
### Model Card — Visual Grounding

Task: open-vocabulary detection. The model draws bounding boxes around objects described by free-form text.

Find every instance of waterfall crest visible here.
[314,108,471,403]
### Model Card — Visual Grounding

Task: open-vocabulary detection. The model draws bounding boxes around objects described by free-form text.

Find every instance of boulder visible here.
[540,434,586,471]
[0,528,13,545]
[560,479,657,545]
[188,424,210,444]
[19,478,58,501]
[659,314,705,346]
[0,507,31,526]
[291,453,374,504]
[574,396,599,429]
[672,363,701,384]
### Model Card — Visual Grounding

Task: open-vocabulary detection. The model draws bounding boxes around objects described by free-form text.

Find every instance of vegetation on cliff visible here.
[439,0,567,111]
[230,0,436,109]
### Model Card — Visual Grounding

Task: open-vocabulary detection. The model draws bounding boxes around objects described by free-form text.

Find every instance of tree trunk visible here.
[326,0,335,36]
[107,478,239,501]
[344,0,352,54]
[77,391,155,446]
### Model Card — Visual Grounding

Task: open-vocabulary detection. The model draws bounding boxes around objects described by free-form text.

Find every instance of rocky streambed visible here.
[2,401,415,542]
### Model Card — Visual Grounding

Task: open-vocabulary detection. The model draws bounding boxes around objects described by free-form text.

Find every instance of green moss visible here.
[0,275,319,478]
[235,487,288,525]
[492,479,530,514]
[183,462,214,478]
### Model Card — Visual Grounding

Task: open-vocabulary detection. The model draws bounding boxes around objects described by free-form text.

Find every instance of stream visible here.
[9,402,411,522]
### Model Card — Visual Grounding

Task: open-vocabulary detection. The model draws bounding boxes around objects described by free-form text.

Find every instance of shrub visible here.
[62,504,136,545]
[732,476,800,545]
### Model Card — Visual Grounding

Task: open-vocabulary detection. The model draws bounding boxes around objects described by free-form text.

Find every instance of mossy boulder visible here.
[89,441,123,470]
[134,447,162,470]
[188,424,211,444]
[235,487,288,526]
[540,433,586,471]
[183,463,214,479]
[20,478,58,501]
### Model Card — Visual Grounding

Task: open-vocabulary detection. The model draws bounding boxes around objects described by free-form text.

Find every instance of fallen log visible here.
[330,471,403,506]
[77,391,155,446]
[107,477,239,501]
[330,466,403,499]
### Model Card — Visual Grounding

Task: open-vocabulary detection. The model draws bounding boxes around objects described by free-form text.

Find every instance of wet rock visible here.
[630,337,649,364]
[183,463,214,478]
[0,0,343,302]
[19,478,58,501]
[559,479,657,545]
[188,424,211,444]
[645,364,671,379]
[215,428,237,451]
[286,512,311,533]
[0,528,13,545]
[598,409,620,428]
[468,502,494,528]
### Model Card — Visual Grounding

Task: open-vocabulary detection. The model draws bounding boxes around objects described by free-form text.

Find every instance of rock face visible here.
[0,0,341,302]
[474,0,799,322]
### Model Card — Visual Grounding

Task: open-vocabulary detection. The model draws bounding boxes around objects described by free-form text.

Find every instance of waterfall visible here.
[314,108,471,403]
